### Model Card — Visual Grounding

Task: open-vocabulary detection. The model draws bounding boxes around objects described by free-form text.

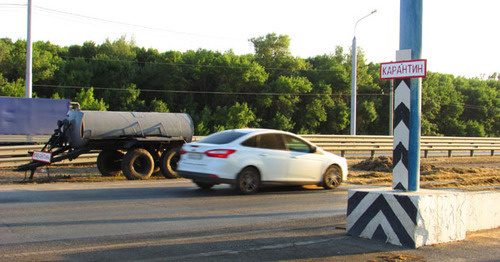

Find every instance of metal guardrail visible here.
[0,135,52,144]
[303,135,500,158]
[0,135,498,168]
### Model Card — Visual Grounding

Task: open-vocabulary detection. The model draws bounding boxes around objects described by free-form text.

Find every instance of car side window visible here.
[256,134,286,150]
[283,134,313,153]
[241,135,257,147]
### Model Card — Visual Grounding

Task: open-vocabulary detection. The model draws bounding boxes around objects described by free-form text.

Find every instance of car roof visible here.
[230,128,292,136]
[195,128,316,146]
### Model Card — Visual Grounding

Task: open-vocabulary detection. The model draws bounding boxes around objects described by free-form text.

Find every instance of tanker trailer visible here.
[16,109,194,180]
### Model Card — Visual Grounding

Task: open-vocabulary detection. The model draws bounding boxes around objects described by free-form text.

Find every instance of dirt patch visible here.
[1,156,499,190]
[368,254,425,262]
[352,156,393,172]
[348,156,500,190]
[0,164,166,185]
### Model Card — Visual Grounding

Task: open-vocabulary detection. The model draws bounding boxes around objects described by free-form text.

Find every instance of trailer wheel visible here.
[160,148,181,179]
[97,150,124,177]
[122,148,154,180]
[149,150,162,177]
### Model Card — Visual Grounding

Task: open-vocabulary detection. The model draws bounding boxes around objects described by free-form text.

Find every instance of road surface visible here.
[0,180,349,260]
[1,180,499,261]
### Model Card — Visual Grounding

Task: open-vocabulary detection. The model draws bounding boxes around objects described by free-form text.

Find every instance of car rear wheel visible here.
[322,165,342,189]
[235,167,260,195]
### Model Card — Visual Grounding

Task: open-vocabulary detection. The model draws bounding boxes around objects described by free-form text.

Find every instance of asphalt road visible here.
[1,180,499,261]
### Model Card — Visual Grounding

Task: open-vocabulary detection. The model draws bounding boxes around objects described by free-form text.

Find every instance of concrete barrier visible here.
[346,188,500,248]
[465,190,500,232]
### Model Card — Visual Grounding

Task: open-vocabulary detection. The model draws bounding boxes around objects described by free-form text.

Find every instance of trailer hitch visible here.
[14,119,88,179]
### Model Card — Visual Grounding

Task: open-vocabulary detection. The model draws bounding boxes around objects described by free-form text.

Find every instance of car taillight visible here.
[180,149,187,155]
[205,149,236,158]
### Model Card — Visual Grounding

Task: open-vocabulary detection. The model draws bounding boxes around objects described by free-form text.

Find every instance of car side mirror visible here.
[311,146,317,153]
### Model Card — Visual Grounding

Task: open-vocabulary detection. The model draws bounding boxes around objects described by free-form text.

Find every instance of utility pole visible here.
[350,10,377,135]
[25,0,33,98]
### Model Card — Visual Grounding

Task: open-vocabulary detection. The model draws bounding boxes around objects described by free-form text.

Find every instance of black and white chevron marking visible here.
[393,79,411,191]
[347,191,418,248]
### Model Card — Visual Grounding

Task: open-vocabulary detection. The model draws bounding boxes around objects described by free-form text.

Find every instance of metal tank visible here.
[65,110,194,148]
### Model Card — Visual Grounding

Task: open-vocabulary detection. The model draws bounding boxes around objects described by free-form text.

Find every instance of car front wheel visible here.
[322,165,342,189]
[235,167,260,195]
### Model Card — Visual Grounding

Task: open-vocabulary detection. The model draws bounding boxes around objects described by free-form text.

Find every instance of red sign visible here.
[32,150,52,163]
[380,59,427,80]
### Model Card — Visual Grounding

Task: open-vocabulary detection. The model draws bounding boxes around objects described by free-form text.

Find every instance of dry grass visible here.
[1,156,499,190]
[347,156,500,190]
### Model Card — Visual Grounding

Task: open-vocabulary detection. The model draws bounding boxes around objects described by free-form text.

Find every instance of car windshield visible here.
[199,130,247,144]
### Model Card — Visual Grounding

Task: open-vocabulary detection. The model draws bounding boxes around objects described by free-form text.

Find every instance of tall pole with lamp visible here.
[350,10,376,135]
[25,0,33,98]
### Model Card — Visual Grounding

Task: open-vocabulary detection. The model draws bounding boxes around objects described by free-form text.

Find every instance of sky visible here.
[0,0,499,78]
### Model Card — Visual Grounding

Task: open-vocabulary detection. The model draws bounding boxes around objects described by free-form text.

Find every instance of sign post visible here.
[400,0,423,192]
[380,60,427,80]
[380,55,426,192]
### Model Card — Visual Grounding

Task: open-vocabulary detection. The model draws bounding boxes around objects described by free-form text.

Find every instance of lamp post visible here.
[350,9,377,135]
[25,0,33,98]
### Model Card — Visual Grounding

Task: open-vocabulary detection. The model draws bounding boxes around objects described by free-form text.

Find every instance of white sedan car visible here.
[177,129,348,194]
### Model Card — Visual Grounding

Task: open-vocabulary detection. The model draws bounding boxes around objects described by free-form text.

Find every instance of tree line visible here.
[0,34,498,137]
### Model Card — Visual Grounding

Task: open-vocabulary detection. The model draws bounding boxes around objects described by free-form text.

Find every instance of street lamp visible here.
[350,9,377,135]
[25,0,33,98]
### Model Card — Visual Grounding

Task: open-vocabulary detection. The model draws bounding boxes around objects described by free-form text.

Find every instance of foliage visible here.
[0,36,498,137]
[74,87,108,111]
[0,74,24,97]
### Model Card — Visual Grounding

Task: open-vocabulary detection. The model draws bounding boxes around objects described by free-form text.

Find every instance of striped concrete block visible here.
[346,188,467,248]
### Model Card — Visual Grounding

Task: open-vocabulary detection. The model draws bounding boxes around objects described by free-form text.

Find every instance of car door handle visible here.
[259,154,269,157]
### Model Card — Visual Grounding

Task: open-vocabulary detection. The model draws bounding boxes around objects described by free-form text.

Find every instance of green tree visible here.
[193,106,213,136]
[357,100,378,133]
[1,35,497,137]
[0,39,24,81]
[295,83,333,134]
[268,113,295,131]
[214,102,257,130]
[349,49,384,135]
[422,72,465,136]
[149,98,169,113]
[318,99,350,134]
[32,41,62,82]
[55,57,93,99]
[465,120,486,137]
[260,75,312,130]
[103,83,145,111]
[135,50,187,112]
[304,48,352,134]
[250,33,308,79]
[0,74,24,97]
[0,39,63,98]
[212,51,268,109]
[99,36,136,60]
[305,48,350,94]
[74,87,108,111]
[90,37,137,97]
[456,77,499,137]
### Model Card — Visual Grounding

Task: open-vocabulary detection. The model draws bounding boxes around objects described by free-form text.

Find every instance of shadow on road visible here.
[0,183,345,204]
